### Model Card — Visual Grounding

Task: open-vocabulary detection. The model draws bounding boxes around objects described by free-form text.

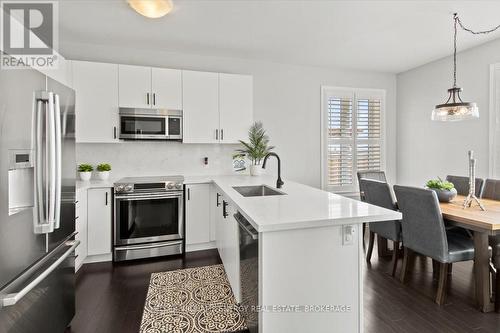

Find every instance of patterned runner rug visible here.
[140,264,247,333]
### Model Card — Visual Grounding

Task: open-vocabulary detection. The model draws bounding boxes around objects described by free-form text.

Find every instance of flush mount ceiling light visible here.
[432,13,500,121]
[127,0,173,19]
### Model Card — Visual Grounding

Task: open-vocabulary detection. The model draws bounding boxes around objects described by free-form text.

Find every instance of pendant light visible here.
[127,0,173,19]
[432,14,478,121]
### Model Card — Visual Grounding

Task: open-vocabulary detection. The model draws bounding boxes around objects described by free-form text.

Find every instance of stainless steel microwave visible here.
[119,108,183,141]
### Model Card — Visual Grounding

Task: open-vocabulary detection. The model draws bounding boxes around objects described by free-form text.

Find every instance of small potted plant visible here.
[96,163,111,180]
[77,164,93,181]
[234,121,274,176]
[426,177,457,202]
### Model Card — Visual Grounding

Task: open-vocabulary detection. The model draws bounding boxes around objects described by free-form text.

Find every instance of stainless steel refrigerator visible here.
[0,66,78,333]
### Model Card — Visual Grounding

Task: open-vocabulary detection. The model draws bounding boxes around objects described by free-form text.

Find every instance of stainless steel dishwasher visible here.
[235,212,259,333]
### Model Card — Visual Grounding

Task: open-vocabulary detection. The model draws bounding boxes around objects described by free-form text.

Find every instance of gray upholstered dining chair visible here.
[445,175,484,197]
[481,179,500,312]
[361,178,402,276]
[357,170,387,201]
[393,185,475,305]
[357,171,386,239]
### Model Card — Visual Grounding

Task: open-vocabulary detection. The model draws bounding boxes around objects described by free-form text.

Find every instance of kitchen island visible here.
[186,175,402,333]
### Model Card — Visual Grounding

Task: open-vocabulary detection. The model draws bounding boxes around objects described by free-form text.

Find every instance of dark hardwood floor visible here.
[68,242,500,333]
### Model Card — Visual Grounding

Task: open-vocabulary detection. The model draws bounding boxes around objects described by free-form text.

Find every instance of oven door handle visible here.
[115,193,182,200]
[115,240,183,251]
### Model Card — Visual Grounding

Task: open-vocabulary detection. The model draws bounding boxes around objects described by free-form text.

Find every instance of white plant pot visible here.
[250,165,263,176]
[96,171,110,180]
[79,171,91,181]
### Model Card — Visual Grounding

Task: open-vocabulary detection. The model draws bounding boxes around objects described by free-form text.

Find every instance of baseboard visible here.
[84,253,112,264]
[186,241,216,252]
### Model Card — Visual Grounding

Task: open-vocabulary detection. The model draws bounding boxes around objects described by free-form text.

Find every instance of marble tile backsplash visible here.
[76,142,242,179]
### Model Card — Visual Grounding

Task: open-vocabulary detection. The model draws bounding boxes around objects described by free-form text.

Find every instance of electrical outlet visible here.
[342,225,355,246]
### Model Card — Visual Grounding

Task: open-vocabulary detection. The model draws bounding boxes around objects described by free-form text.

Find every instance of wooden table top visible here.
[439,195,500,233]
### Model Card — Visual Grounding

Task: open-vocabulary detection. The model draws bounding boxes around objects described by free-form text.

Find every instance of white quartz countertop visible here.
[76,174,401,233]
[76,179,116,191]
[210,175,402,233]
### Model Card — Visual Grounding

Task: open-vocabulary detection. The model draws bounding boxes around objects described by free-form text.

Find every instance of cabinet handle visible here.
[215,129,219,140]
[153,93,156,106]
[222,200,228,218]
[221,129,224,141]
[216,193,221,207]
[187,188,190,200]
[105,192,108,206]
[146,93,150,105]
[113,126,117,139]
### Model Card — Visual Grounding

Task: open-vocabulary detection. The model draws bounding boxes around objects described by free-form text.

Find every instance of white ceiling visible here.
[59,0,500,73]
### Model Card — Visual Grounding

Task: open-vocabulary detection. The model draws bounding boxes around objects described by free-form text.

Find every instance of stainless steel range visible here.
[113,176,184,261]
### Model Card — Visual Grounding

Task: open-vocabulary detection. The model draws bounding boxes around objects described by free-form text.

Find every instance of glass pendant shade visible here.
[128,0,173,18]
[432,87,479,121]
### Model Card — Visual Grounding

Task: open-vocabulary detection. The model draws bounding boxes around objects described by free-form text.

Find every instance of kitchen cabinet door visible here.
[219,73,253,144]
[75,189,88,271]
[185,184,211,245]
[182,70,220,143]
[209,187,219,242]
[87,188,112,256]
[118,64,151,108]
[222,201,241,302]
[151,67,182,110]
[214,191,224,252]
[72,61,119,143]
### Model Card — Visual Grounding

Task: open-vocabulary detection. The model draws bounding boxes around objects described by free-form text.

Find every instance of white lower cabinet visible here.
[75,189,88,271]
[87,188,113,257]
[213,187,240,302]
[185,184,211,246]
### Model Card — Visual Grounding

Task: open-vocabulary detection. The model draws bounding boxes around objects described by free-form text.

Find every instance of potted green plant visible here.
[77,163,93,181]
[234,121,274,176]
[425,177,457,202]
[96,163,111,180]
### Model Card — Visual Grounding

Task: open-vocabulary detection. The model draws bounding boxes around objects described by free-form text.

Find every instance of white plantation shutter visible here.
[322,88,385,192]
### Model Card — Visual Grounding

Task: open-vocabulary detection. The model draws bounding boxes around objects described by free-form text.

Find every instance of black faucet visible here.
[262,152,284,189]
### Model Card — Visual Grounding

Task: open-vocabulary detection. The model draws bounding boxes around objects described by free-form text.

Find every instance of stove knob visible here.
[116,185,124,192]
[167,182,174,189]
[124,185,133,192]
[175,183,182,190]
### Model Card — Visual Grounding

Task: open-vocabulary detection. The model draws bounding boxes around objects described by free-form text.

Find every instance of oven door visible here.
[120,115,168,140]
[114,192,183,246]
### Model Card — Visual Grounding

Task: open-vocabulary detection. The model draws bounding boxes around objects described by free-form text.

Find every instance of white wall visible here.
[397,38,500,186]
[62,41,397,188]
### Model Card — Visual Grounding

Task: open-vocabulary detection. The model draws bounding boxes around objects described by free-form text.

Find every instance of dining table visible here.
[439,195,500,313]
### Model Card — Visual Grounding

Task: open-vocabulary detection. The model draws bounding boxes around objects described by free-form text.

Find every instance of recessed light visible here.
[127,0,173,19]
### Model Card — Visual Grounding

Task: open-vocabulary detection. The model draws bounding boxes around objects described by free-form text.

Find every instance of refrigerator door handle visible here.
[53,93,62,229]
[46,92,56,228]
[0,240,80,308]
[34,98,45,233]
[33,91,57,234]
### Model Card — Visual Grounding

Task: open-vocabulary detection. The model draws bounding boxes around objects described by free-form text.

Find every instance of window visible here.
[321,87,385,193]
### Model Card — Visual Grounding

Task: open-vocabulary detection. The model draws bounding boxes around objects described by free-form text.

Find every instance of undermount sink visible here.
[233,185,286,197]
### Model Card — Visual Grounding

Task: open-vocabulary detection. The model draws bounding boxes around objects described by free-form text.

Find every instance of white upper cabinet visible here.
[71,59,251,144]
[72,61,119,143]
[182,70,220,143]
[219,74,253,144]
[119,65,182,110]
[118,65,151,108]
[151,67,182,109]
